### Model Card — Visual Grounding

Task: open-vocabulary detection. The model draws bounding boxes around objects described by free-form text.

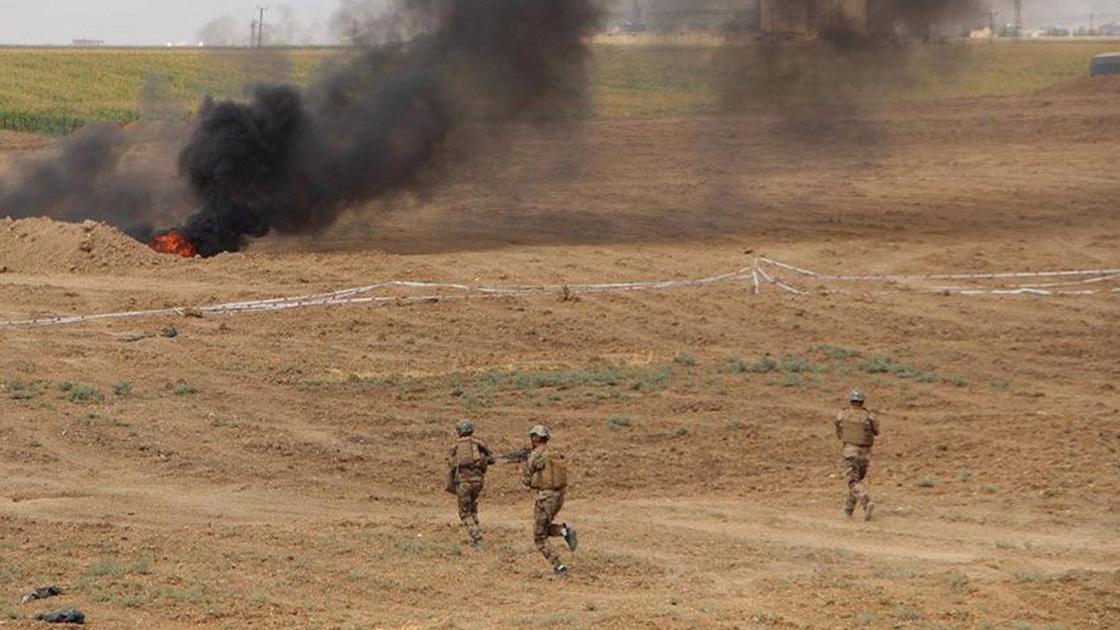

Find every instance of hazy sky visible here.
[0,0,337,45]
[0,1,1115,46]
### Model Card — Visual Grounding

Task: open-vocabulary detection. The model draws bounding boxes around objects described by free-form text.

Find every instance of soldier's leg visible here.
[468,482,484,542]
[546,495,565,538]
[533,496,563,569]
[855,457,873,519]
[457,482,482,543]
[843,456,859,516]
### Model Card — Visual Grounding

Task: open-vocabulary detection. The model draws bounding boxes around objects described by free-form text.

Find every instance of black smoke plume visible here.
[179,0,599,256]
[0,124,155,233]
[0,0,598,257]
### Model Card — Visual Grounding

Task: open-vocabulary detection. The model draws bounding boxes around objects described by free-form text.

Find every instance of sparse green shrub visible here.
[172,383,198,396]
[958,470,972,482]
[66,384,101,402]
[946,570,971,594]
[744,357,778,373]
[817,345,861,360]
[894,606,922,621]
[85,558,126,578]
[916,477,936,488]
[780,355,813,373]
[607,415,632,430]
[948,373,968,387]
[5,378,41,400]
[672,427,688,438]
[864,357,923,379]
[673,353,697,367]
[726,358,749,373]
[112,380,133,397]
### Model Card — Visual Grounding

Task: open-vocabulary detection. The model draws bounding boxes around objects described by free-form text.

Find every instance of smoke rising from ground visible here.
[0,124,161,234]
[720,0,982,147]
[1,0,599,257]
[180,0,598,256]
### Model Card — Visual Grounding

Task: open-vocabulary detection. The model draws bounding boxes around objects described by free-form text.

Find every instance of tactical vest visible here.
[453,440,484,469]
[839,409,875,447]
[531,449,568,491]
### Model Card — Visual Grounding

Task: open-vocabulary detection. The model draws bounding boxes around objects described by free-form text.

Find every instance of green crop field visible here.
[0,40,1116,135]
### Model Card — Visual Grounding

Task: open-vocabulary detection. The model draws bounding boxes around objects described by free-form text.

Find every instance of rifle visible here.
[496,447,532,464]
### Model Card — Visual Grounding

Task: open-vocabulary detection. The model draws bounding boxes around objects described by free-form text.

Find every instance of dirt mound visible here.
[1035,74,1120,97]
[0,216,167,274]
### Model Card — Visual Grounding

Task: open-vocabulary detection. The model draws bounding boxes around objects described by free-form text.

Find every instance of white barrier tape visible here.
[1,257,1115,329]
[933,273,1120,292]
[0,266,757,329]
[756,265,807,296]
[759,257,1120,282]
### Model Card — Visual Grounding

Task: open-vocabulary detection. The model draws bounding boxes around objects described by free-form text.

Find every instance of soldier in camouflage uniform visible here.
[446,419,494,547]
[522,425,578,576]
[835,391,880,521]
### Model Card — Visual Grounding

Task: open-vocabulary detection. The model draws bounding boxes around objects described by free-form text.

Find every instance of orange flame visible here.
[149,229,198,258]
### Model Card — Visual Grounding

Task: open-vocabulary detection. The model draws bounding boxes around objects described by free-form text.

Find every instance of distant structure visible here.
[71,39,105,47]
[600,0,977,38]
[603,0,760,33]
[760,0,867,36]
[1099,22,1120,37]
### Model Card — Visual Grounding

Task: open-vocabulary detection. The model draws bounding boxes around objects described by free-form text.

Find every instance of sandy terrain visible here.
[0,80,1117,629]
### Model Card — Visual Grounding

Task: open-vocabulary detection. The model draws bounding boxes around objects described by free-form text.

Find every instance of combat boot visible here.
[843,498,856,518]
[863,502,874,522]
[553,564,569,577]
[562,524,578,552]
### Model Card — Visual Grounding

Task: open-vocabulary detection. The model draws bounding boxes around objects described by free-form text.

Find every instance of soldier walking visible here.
[835,391,880,521]
[522,425,578,576]
[446,419,494,548]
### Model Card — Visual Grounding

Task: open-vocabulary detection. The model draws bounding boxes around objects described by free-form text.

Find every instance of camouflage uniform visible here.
[522,444,569,570]
[447,436,493,545]
[835,406,880,519]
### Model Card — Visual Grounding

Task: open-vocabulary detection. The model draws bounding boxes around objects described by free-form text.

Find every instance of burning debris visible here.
[149,229,198,258]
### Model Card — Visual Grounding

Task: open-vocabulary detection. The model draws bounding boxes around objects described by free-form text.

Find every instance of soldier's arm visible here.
[477,440,495,465]
[521,451,543,486]
[869,414,880,436]
[447,445,458,470]
[834,412,844,440]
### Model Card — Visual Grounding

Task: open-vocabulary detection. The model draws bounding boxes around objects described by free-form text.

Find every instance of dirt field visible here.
[0,77,1117,629]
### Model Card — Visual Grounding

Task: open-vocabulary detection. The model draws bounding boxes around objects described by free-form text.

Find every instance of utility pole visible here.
[256,6,268,48]
[250,19,258,48]
[1013,0,1023,38]
[985,10,998,40]
[1089,12,1094,36]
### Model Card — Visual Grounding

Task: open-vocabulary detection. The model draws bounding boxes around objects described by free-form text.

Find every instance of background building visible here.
[759,0,868,36]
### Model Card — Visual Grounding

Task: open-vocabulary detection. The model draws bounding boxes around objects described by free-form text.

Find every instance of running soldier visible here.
[521,425,578,576]
[446,419,494,547]
[834,390,880,521]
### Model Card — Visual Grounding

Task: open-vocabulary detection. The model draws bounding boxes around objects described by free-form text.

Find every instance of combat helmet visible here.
[528,424,551,439]
[849,390,866,403]
[456,419,475,435]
